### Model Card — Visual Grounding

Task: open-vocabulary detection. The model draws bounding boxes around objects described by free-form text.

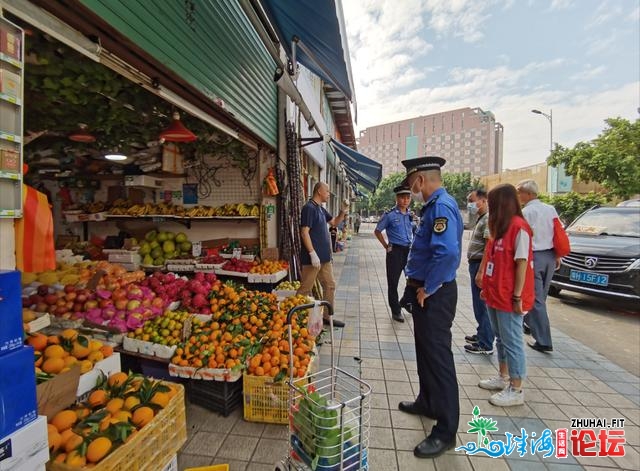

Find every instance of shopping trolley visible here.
[275,301,372,471]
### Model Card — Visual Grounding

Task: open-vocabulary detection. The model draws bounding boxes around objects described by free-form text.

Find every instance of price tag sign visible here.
[232,248,242,259]
[192,241,202,257]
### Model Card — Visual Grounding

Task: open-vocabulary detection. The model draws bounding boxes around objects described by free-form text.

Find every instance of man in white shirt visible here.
[516,179,560,352]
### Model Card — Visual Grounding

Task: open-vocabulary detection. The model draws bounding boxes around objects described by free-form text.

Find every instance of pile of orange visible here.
[170,282,315,380]
[26,329,113,377]
[249,259,289,274]
[47,371,175,467]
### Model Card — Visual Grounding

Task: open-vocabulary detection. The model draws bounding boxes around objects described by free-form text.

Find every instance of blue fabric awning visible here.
[259,0,354,101]
[330,138,382,192]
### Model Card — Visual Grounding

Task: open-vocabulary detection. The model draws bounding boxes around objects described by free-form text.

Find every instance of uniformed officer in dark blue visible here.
[397,156,463,459]
[374,185,414,322]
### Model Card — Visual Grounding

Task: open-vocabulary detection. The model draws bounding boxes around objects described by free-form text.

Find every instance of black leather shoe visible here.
[323,318,345,328]
[398,401,434,419]
[414,436,456,459]
[392,313,405,323]
[528,341,553,353]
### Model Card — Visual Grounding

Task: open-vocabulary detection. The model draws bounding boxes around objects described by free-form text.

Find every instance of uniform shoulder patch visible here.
[433,217,448,234]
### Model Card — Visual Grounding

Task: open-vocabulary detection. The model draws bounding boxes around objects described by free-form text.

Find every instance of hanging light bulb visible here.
[69,123,96,143]
[159,112,197,142]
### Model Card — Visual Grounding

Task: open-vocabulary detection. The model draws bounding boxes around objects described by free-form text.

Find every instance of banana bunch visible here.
[111,198,130,208]
[184,206,214,217]
[84,201,106,213]
[126,204,150,216]
[250,204,260,217]
[109,207,128,215]
[237,203,252,216]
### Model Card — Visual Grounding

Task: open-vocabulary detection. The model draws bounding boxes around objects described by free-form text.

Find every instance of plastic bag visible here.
[308,301,324,337]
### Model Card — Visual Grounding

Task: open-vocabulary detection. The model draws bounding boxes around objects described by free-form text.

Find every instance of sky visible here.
[342,0,639,170]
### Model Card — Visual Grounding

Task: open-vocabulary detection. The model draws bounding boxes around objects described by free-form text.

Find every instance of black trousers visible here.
[386,245,410,316]
[402,280,459,441]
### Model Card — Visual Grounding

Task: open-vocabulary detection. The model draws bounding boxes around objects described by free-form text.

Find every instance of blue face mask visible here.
[467,202,478,214]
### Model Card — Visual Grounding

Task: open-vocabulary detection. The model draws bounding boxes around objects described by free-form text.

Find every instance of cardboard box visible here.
[36,365,80,421]
[124,175,163,188]
[0,346,38,438]
[162,143,184,174]
[0,70,20,98]
[0,270,23,356]
[0,416,48,471]
[36,353,121,419]
[0,27,21,61]
[0,149,19,172]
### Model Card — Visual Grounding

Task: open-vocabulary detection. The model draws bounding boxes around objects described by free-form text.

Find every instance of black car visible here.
[551,206,640,301]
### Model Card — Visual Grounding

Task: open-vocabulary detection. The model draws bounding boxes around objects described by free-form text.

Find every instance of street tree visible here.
[368,172,404,214]
[548,118,640,199]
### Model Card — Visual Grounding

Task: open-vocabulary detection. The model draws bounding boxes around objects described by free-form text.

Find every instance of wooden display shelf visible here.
[0,131,21,143]
[0,170,20,180]
[0,52,21,68]
[0,92,21,106]
[0,208,21,217]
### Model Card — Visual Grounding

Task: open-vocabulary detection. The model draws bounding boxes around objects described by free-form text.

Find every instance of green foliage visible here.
[538,192,607,225]
[548,118,640,199]
[365,171,482,213]
[442,172,483,208]
[23,31,251,163]
[367,172,405,214]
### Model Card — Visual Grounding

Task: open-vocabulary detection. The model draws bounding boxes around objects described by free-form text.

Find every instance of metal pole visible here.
[549,109,553,155]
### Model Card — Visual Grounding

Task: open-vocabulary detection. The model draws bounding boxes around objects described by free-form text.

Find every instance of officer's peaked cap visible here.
[393,185,411,195]
[400,156,446,185]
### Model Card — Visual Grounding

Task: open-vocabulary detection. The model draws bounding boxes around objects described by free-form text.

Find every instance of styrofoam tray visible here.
[123,336,177,359]
[168,363,241,382]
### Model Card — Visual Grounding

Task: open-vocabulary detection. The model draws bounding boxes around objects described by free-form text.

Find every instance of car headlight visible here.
[629,259,640,270]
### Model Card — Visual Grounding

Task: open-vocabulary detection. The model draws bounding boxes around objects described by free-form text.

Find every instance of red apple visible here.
[65,301,74,310]
[99,299,113,309]
[37,285,49,296]
[114,299,128,310]
[35,302,48,313]
[44,294,58,305]
[64,284,76,294]
[56,298,67,307]
[73,302,84,312]
[76,293,87,303]
[54,306,68,316]
[65,292,77,302]
[112,288,127,301]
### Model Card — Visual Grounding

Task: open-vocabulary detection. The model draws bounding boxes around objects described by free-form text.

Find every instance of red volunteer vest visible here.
[483,216,535,313]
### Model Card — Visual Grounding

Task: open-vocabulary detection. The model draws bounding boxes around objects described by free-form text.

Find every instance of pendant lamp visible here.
[159,112,197,142]
[69,123,96,143]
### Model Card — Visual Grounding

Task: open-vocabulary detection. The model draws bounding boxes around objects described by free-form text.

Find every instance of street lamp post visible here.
[531,108,568,193]
[531,108,553,155]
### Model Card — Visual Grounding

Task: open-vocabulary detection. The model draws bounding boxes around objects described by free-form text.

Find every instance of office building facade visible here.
[357,107,503,178]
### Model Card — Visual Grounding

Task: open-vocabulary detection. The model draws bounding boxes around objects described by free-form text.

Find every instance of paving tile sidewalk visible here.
[178,228,640,471]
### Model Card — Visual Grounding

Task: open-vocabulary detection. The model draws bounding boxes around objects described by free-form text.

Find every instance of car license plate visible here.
[569,269,609,286]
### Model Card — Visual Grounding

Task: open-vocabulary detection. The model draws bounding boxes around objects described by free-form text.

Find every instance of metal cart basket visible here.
[276,301,372,471]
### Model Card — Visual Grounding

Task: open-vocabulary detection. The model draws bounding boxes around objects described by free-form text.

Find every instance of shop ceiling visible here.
[16,25,252,168]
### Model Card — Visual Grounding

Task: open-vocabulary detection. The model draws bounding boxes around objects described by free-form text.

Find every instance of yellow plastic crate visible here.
[243,357,313,424]
[185,466,229,471]
[47,382,187,471]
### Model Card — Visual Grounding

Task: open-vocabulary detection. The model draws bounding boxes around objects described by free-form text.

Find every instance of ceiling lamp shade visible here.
[159,112,197,142]
[104,152,127,161]
[69,123,96,143]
